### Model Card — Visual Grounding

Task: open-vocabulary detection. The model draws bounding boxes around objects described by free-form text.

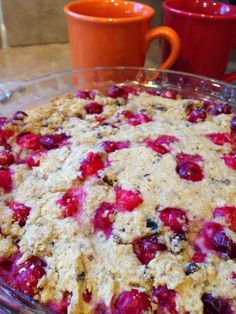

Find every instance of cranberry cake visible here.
[0,85,236,314]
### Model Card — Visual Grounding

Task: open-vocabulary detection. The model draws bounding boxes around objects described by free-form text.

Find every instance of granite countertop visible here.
[0,43,235,84]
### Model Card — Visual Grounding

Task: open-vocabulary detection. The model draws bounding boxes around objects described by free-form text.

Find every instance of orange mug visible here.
[64,0,180,69]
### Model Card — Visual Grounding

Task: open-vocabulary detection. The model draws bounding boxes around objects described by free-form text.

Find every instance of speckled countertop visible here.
[0,43,235,84]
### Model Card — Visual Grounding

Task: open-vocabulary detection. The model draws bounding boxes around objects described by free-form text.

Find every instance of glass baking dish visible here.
[1,67,236,116]
[0,66,236,314]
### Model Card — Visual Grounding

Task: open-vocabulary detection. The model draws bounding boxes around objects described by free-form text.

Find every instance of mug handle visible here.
[223,71,236,83]
[145,26,180,69]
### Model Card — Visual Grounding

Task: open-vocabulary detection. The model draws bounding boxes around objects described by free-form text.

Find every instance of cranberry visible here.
[85,102,103,114]
[176,161,204,182]
[16,133,41,150]
[222,153,236,170]
[40,133,70,150]
[211,103,232,115]
[48,292,72,314]
[161,89,177,99]
[146,89,160,96]
[26,150,45,168]
[115,289,151,314]
[10,255,46,296]
[0,168,13,193]
[93,202,115,237]
[230,116,236,132]
[159,207,188,233]
[192,245,207,263]
[146,135,178,155]
[202,293,233,314]
[93,302,110,314]
[213,206,236,232]
[122,110,152,126]
[102,141,130,153]
[82,289,92,303]
[12,111,28,121]
[176,152,204,163]
[188,108,207,123]
[8,201,31,227]
[115,187,143,212]
[122,86,138,97]
[206,133,231,146]
[57,188,84,218]
[152,285,178,314]
[128,113,152,126]
[107,85,126,99]
[212,229,236,259]
[197,222,236,259]
[132,235,167,264]
[0,150,14,166]
[78,152,104,180]
[76,90,95,100]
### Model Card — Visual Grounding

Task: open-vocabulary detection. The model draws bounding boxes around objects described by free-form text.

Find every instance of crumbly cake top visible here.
[0,85,236,314]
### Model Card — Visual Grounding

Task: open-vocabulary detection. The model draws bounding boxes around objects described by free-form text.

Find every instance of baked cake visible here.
[0,85,235,314]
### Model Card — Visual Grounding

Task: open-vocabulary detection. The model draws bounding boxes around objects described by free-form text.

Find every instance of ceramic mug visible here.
[64,0,180,69]
[162,0,236,82]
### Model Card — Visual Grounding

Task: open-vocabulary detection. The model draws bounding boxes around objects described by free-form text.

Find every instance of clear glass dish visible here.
[0,67,236,117]
[0,66,236,314]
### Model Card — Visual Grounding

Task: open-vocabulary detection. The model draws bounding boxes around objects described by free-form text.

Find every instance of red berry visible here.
[152,285,178,314]
[57,188,85,218]
[202,293,233,314]
[48,292,72,314]
[206,133,231,146]
[102,141,130,153]
[212,229,236,259]
[12,111,28,121]
[188,109,207,123]
[176,161,204,182]
[132,235,167,264]
[196,222,236,259]
[115,289,151,314]
[16,133,41,150]
[26,150,45,168]
[76,90,95,100]
[211,103,232,115]
[128,113,152,126]
[0,168,13,193]
[161,89,177,99]
[93,302,110,314]
[107,85,126,99]
[78,152,104,180]
[159,207,188,233]
[93,202,115,237]
[10,255,46,296]
[0,150,14,166]
[176,152,204,163]
[222,153,236,170]
[192,246,207,263]
[230,116,236,132]
[115,187,143,212]
[82,289,92,303]
[146,89,160,96]
[8,201,31,227]
[40,133,70,150]
[122,110,135,119]
[85,102,103,114]
[213,206,236,233]
[146,135,178,155]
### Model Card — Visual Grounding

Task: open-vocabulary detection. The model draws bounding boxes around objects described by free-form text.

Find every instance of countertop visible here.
[0,43,235,84]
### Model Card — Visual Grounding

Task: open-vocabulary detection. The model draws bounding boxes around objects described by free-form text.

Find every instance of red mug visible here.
[162,0,236,82]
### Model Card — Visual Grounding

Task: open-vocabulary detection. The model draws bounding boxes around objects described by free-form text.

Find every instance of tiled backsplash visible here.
[0,0,163,48]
